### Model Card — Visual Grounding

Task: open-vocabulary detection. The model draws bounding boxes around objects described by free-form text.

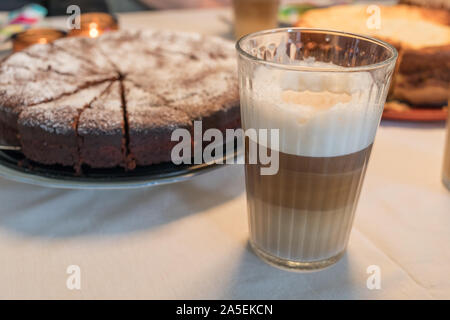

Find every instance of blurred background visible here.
[0,0,400,14]
[0,0,448,116]
[0,0,233,14]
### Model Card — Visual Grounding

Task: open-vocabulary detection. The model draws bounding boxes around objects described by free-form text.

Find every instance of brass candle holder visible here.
[68,12,119,38]
[12,28,66,52]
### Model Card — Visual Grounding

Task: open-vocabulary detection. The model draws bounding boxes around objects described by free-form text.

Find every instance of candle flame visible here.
[89,22,99,38]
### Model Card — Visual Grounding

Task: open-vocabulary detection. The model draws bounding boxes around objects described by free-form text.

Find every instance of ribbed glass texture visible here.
[237,29,397,270]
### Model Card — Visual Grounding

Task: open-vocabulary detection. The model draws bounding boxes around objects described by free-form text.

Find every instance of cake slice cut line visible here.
[123,77,171,106]
[119,76,136,170]
[0,29,240,171]
[17,82,112,169]
[126,65,239,121]
[122,80,194,166]
[74,81,115,172]
[76,79,132,169]
[0,71,117,146]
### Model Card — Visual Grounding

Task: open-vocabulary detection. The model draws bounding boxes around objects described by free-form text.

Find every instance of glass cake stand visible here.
[0,143,239,190]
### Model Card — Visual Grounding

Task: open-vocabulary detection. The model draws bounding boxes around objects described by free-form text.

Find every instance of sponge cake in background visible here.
[399,0,450,10]
[297,4,450,107]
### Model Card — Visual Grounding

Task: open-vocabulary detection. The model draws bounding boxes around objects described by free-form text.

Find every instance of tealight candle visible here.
[12,28,66,52]
[68,13,118,38]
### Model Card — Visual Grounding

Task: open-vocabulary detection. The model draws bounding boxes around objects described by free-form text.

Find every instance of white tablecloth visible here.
[0,8,449,300]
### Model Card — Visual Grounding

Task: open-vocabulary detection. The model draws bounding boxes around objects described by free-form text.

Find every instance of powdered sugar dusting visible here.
[79,81,123,134]
[23,43,97,75]
[1,29,239,167]
[123,80,191,132]
[18,82,111,134]
[53,36,116,73]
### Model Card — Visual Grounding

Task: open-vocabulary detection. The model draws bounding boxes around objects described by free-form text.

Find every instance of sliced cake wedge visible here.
[78,81,127,168]
[17,82,111,167]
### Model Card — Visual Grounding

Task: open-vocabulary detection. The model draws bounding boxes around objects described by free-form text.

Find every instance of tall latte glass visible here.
[236,29,397,271]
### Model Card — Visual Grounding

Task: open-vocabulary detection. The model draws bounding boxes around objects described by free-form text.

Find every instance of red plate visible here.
[382,102,448,122]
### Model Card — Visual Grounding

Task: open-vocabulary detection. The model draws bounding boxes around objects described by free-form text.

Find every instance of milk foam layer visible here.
[241,62,383,157]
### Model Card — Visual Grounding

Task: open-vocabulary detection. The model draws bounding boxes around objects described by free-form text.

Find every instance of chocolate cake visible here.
[17,82,111,167]
[123,80,193,166]
[0,30,240,170]
[78,81,126,169]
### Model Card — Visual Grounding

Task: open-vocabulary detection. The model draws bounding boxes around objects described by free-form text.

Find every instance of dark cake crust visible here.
[0,42,119,146]
[17,82,111,167]
[0,30,240,170]
[78,81,126,168]
[123,80,193,166]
